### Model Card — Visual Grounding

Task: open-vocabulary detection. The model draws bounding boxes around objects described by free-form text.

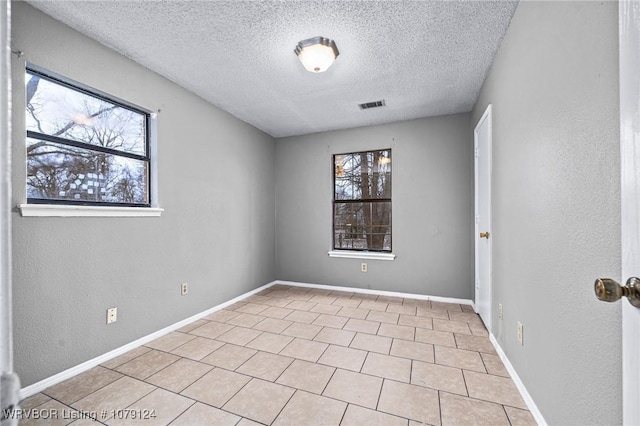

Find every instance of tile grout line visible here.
[319,359,341,397]
[461,366,470,398]
[99,377,157,424]
[267,386,298,425]
[504,404,515,426]
[374,377,385,412]
[336,402,349,426]
[180,391,255,424]
[162,399,197,426]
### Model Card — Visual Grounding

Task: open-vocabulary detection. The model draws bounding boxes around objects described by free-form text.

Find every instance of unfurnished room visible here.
[0,0,638,425]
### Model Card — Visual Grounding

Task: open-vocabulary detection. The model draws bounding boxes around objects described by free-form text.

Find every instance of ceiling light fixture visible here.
[294,36,339,73]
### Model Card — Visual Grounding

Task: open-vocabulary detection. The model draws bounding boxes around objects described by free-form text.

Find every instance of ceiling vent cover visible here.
[358,99,386,110]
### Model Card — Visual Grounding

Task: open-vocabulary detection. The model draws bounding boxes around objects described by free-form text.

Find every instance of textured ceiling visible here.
[26,1,518,138]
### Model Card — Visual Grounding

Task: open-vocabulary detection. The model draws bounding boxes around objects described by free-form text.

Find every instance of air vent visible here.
[358,99,386,110]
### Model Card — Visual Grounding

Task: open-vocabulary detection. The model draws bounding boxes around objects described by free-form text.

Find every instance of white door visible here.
[474,105,492,331]
[619,1,640,423]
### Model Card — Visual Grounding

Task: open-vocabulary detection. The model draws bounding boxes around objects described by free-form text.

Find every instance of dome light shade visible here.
[295,36,339,73]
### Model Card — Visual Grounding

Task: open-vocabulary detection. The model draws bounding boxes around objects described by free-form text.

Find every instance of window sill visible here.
[18,204,164,217]
[328,251,396,261]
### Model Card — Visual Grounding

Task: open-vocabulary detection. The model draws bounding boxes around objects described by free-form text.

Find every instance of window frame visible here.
[332,148,393,254]
[24,65,153,208]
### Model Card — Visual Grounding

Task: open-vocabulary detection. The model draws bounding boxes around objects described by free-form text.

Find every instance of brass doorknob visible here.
[594,277,640,308]
[479,232,490,239]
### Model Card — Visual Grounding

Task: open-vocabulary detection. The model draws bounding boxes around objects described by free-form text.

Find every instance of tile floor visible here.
[20,284,537,425]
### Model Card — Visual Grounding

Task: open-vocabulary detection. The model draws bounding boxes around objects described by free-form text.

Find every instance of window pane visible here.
[27,138,149,204]
[26,71,146,156]
[334,150,391,201]
[334,201,391,251]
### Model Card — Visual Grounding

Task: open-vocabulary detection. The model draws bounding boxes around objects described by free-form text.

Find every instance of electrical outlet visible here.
[517,321,523,345]
[499,303,503,320]
[107,307,117,324]
[181,282,188,296]
[361,263,368,272]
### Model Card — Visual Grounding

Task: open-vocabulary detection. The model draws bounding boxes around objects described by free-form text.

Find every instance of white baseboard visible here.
[276,280,475,307]
[20,279,475,400]
[19,280,278,400]
[489,333,546,426]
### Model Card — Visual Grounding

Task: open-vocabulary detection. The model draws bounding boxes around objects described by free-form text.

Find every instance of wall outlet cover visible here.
[517,321,523,345]
[107,307,117,324]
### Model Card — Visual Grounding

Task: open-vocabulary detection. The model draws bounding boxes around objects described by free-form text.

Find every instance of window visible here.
[25,67,151,207]
[333,149,392,252]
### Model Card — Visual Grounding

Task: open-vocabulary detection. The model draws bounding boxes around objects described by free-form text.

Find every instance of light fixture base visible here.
[294,36,339,73]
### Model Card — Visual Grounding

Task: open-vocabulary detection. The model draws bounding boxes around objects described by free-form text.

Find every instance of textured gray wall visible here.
[276,114,474,299]
[472,1,621,424]
[12,2,276,387]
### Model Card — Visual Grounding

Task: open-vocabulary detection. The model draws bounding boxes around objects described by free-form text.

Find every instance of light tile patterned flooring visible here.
[21,284,537,425]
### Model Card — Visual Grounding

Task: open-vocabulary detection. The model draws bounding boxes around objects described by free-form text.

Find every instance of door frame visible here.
[474,104,493,331]
[619,1,640,423]
[0,0,12,375]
